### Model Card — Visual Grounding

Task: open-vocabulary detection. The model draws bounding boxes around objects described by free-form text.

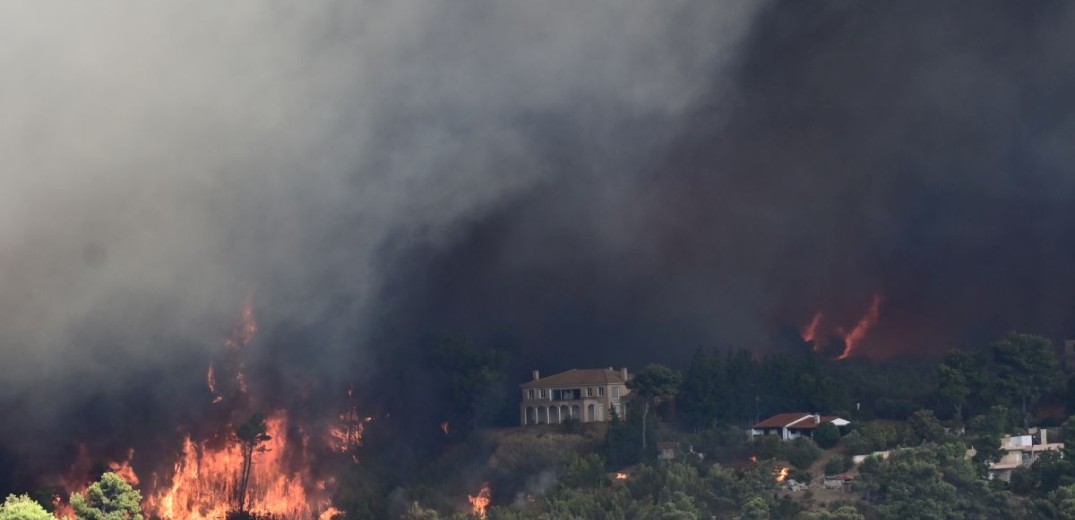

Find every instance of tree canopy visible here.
[70,472,143,520]
[0,495,52,520]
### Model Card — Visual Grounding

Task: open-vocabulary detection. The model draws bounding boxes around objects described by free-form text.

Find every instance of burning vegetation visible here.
[467,483,491,519]
[801,294,884,360]
[46,300,346,520]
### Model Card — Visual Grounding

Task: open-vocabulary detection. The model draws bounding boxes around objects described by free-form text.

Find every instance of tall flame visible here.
[468,483,491,519]
[836,294,882,360]
[144,411,330,520]
[801,311,824,350]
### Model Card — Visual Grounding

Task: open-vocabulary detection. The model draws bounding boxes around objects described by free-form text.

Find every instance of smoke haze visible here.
[6,0,1075,492]
[0,0,761,479]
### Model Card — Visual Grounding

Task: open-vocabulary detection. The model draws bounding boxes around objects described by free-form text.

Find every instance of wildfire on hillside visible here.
[468,483,491,519]
[801,311,823,351]
[614,472,628,480]
[837,294,883,360]
[49,298,347,520]
[800,294,883,360]
[144,411,330,520]
[327,386,371,463]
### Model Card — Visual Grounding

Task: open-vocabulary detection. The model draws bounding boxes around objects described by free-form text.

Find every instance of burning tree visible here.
[235,413,272,517]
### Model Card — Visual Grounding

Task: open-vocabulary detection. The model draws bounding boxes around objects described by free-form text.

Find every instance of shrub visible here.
[815,423,840,449]
[786,438,823,470]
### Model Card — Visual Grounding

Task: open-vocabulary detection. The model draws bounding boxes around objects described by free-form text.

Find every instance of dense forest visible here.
[8,331,1075,519]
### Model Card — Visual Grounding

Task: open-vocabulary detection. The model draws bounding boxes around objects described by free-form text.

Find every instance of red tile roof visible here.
[753,413,843,429]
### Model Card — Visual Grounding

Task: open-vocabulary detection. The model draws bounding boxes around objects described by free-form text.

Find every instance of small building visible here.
[985,428,1063,482]
[519,368,631,425]
[751,413,850,440]
[656,442,680,462]
[822,474,854,492]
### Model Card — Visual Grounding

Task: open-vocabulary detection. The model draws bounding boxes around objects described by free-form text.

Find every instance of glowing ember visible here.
[749,455,758,463]
[614,472,628,480]
[775,466,790,483]
[441,421,450,436]
[468,483,491,519]
[144,411,330,520]
[801,311,824,351]
[836,294,882,360]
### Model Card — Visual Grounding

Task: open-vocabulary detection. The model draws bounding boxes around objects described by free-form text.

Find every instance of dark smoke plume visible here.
[6,0,1075,496]
[0,0,761,490]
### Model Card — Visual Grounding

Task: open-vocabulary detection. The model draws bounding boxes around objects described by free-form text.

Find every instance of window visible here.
[611,386,620,398]
[539,389,546,399]
[586,387,593,397]
[552,389,563,401]
[527,389,535,399]
[598,387,605,396]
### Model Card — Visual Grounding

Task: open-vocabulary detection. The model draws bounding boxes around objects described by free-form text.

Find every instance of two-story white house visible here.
[519,368,631,425]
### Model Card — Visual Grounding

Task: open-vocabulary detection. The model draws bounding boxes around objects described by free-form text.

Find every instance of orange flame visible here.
[614,472,628,480]
[319,507,342,520]
[109,449,140,486]
[327,386,368,463]
[801,311,824,351]
[52,298,342,520]
[749,455,758,463]
[836,294,882,360]
[440,421,450,436]
[144,411,331,520]
[775,466,790,483]
[468,483,491,519]
[51,447,141,518]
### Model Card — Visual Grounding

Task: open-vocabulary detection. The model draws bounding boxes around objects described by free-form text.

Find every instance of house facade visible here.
[985,428,1063,482]
[520,368,631,425]
[751,413,850,440]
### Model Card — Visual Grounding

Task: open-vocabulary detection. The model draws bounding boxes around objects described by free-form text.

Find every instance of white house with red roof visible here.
[751,412,850,440]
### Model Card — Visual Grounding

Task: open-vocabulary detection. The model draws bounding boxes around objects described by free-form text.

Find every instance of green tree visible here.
[433,337,510,432]
[801,506,865,520]
[785,438,822,470]
[678,348,723,429]
[627,364,682,451]
[70,472,143,520]
[991,332,1062,428]
[235,413,271,515]
[738,496,770,520]
[936,360,970,420]
[908,409,946,444]
[0,495,52,520]
[814,422,840,449]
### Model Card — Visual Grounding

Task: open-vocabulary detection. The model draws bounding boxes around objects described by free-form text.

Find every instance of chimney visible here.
[813,413,821,425]
[532,370,540,381]
[621,367,628,380]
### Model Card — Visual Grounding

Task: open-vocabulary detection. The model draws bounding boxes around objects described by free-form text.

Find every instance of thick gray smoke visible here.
[0,0,764,470]
[387,0,1075,370]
